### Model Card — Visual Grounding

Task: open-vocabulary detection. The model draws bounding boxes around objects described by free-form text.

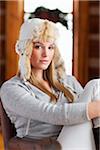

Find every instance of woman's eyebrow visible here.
[49,43,56,47]
[33,41,55,46]
[33,42,42,45]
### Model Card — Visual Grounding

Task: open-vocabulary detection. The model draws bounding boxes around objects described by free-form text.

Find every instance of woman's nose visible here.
[42,47,48,57]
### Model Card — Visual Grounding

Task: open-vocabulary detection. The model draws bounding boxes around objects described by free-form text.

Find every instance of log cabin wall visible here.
[88,1,100,80]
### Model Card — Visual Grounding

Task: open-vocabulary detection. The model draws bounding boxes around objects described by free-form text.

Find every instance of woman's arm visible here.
[0,81,88,126]
[0,79,100,126]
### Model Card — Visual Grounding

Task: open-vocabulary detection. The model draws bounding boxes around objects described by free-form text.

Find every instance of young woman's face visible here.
[30,41,55,71]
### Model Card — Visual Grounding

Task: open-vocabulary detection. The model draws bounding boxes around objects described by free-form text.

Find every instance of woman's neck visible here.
[31,69,51,92]
[32,69,43,81]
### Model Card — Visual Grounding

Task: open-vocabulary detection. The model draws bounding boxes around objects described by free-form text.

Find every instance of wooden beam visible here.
[73,0,89,86]
[5,0,24,80]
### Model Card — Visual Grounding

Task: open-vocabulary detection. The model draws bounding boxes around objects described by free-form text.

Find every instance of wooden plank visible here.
[73,0,89,86]
[5,1,24,80]
[88,68,100,80]
[89,39,99,57]
[89,16,99,33]
[0,132,4,150]
[0,1,6,86]
[89,1,99,7]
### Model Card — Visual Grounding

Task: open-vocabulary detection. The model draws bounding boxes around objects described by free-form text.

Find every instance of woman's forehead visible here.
[33,41,55,46]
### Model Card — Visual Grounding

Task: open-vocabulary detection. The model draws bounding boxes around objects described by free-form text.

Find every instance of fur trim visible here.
[15,18,61,80]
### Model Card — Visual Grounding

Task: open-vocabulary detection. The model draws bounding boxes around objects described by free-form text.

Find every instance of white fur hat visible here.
[15,18,59,80]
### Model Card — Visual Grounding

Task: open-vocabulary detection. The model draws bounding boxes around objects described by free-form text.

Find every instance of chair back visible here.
[0,99,16,150]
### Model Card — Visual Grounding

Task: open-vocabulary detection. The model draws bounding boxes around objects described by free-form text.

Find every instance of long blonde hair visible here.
[17,19,75,103]
[29,44,75,103]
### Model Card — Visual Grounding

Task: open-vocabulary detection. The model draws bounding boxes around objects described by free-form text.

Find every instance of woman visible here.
[0,18,100,150]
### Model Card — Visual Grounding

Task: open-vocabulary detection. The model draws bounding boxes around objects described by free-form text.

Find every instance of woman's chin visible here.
[38,65,49,70]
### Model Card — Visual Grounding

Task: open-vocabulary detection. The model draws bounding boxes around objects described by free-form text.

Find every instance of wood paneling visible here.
[73,0,89,86]
[5,1,24,80]
[89,16,99,33]
[88,1,100,80]
[0,1,6,86]
[73,0,100,85]
[89,39,99,57]
[89,68,100,80]
[0,132,4,150]
[89,1,99,7]
[0,15,5,34]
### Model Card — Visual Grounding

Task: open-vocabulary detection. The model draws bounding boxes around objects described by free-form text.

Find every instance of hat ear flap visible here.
[16,40,33,80]
[19,54,31,80]
[54,47,66,79]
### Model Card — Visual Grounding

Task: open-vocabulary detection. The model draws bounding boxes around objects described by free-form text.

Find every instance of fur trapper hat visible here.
[15,18,59,80]
[15,18,63,80]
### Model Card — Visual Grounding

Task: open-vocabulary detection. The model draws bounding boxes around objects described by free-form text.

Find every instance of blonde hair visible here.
[29,46,75,103]
[17,19,75,103]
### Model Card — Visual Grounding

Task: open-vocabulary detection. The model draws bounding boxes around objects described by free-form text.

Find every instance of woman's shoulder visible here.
[0,75,25,93]
[0,76,33,103]
[1,75,22,86]
[62,75,77,84]
[62,75,83,93]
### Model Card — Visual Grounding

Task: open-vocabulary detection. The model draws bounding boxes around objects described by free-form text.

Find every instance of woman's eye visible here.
[48,46,54,50]
[34,45,42,49]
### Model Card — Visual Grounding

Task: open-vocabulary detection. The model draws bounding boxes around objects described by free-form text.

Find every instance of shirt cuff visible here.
[64,102,89,125]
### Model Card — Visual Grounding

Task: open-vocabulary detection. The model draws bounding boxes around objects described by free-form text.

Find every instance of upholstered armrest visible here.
[8,137,61,150]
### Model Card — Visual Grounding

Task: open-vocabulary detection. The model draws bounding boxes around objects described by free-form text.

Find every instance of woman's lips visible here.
[40,60,49,64]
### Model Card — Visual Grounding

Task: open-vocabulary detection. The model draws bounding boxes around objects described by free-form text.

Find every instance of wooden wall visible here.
[73,0,100,86]
[73,0,89,86]
[0,1,6,86]
[0,0,24,126]
[0,1,24,86]
[88,1,100,80]
[5,1,24,80]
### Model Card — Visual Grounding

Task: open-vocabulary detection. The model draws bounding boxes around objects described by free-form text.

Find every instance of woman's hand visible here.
[88,101,100,119]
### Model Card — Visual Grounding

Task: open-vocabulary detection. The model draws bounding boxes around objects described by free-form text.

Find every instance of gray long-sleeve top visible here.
[0,75,89,139]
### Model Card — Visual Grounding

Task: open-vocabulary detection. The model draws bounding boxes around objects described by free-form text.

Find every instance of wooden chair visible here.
[0,99,61,150]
